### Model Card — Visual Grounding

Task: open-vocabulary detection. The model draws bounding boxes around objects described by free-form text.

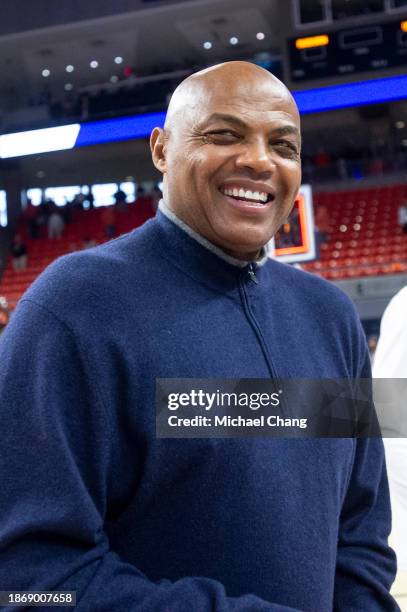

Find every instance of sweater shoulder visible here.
[266,258,358,318]
[21,218,159,317]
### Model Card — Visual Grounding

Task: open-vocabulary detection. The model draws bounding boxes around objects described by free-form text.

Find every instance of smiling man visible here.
[151,62,301,261]
[0,62,398,611]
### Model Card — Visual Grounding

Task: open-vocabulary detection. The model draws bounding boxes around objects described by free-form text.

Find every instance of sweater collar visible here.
[155,199,270,293]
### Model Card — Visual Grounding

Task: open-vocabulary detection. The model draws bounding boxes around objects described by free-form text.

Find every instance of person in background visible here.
[47,205,65,239]
[101,205,117,238]
[9,234,27,270]
[82,236,96,250]
[24,199,39,239]
[398,201,407,234]
[373,286,407,573]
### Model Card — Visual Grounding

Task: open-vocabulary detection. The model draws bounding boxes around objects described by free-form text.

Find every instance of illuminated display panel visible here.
[270,185,316,264]
[289,18,407,82]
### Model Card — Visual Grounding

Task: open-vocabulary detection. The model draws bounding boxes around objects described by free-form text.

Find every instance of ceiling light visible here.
[396,120,405,129]
[256,32,265,40]
[90,60,99,69]
[41,69,50,77]
[65,65,74,73]
[0,124,80,158]
[114,56,123,64]
[230,37,239,45]
[110,75,119,83]
[203,41,212,50]
[64,83,73,91]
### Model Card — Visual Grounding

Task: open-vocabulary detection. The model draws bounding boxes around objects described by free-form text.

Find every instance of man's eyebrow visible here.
[201,114,300,139]
[271,125,300,139]
[201,113,248,129]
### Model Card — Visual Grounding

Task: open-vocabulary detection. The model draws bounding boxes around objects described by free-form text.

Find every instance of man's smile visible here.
[218,182,275,213]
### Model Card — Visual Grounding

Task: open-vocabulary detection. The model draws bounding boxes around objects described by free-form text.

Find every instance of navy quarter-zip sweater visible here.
[0,205,398,611]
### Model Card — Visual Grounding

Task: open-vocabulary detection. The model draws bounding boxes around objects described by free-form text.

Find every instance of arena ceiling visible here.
[0,0,286,111]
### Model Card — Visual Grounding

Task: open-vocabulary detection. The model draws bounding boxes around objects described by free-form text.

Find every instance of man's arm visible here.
[0,299,300,612]
[334,437,399,611]
[334,333,399,611]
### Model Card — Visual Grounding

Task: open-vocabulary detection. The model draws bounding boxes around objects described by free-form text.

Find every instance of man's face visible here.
[151,68,302,260]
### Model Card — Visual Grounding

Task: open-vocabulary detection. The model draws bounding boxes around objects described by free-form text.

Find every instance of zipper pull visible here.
[248,263,258,284]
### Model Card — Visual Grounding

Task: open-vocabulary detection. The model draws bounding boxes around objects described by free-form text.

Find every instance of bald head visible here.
[150,60,302,261]
[165,61,299,131]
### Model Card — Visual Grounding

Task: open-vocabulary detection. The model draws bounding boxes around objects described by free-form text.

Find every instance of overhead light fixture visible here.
[203,41,212,50]
[110,75,119,83]
[256,32,265,40]
[65,64,74,73]
[114,56,123,64]
[64,83,73,91]
[0,124,80,158]
[395,120,406,129]
[90,60,99,69]
[230,36,239,45]
[41,69,50,77]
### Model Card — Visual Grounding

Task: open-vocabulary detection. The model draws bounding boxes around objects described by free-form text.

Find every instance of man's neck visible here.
[158,199,269,268]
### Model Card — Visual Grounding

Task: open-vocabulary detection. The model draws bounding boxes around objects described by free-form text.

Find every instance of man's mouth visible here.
[219,186,274,207]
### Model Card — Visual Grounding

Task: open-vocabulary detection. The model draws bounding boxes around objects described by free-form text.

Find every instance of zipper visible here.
[239,265,276,379]
[248,263,258,284]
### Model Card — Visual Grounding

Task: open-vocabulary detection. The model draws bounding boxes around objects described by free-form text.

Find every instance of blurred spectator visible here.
[37,200,50,236]
[373,287,407,571]
[398,202,407,234]
[24,199,39,239]
[114,188,127,206]
[0,296,10,336]
[10,234,27,271]
[85,190,94,209]
[82,236,96,249]
[48,207,65,239]
[101,206,117,238]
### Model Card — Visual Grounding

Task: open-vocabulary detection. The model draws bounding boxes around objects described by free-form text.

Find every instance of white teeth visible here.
[221,186,270,204]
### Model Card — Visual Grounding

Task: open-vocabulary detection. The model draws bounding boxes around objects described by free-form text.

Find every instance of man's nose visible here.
[235,139,276,175]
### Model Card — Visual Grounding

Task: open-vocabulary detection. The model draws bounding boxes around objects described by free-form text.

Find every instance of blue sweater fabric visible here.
[0,208,398,611]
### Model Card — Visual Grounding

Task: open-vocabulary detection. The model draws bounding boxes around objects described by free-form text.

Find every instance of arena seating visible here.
[1,184,407,307]
[303,183,407,280]
[0,200,155,308]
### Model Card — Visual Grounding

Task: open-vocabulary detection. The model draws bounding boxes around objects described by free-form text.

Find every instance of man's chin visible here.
[214,233,269,261]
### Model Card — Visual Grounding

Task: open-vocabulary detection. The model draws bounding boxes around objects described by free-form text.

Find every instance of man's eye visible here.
[206,130,239,140]
[273,141,299,155]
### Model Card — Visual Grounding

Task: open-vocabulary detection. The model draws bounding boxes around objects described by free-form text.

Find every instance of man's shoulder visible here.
[22,218,159,317]
[266,257,356,315]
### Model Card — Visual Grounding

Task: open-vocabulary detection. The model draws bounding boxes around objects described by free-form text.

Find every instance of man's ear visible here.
[150,127,167,173]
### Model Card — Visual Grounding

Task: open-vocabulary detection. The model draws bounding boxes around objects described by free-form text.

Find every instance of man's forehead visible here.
[165,61,300,130]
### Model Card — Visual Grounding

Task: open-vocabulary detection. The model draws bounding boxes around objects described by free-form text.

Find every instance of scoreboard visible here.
[288,17,407,83]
